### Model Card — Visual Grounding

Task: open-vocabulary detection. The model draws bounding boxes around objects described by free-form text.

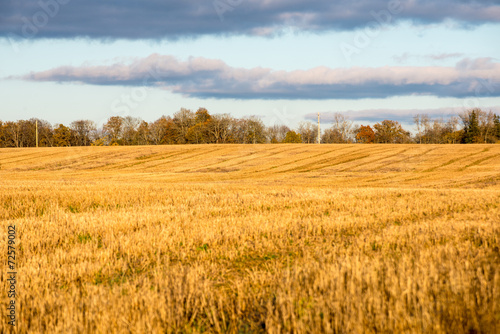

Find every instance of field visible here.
[1,144,499,333]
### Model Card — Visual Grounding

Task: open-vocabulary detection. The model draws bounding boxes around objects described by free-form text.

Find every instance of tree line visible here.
[1,108,499,148]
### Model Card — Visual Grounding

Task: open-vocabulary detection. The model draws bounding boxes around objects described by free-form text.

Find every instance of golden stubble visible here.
[0,144,499,333]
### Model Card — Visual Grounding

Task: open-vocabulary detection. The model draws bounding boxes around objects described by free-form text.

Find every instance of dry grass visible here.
[1,144,499,333]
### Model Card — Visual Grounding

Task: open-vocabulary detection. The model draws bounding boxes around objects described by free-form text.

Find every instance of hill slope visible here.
[1,144,499,333]
[1,144,499,188]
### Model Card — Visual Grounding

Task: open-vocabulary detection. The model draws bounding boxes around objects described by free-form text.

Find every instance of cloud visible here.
[1,0,500,40]
[16,54,500,100]
[393,53,466,64]
[306,107,500,124]
[393,53,411,64]
[427,53,464,61]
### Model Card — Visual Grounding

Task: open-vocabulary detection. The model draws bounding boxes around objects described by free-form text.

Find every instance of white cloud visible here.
[18,54,500,100]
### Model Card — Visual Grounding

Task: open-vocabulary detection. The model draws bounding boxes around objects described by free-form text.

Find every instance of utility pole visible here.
[317,112,321,144]
[35,120,38,148]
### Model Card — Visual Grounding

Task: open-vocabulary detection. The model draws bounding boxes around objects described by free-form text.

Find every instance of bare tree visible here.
[121,116,141,145]
[426,118,445,144]
[173,108,195,144]
[478,110,496,143]
[19,120,36,147]
[36,119,54,147]
[413,114,430,144]
[208,114,234,144]
[103,116,124,145]
[330,113,353,143]
[70,120,96,146]
[443,116,460,144]
[297,121,318,144]
[3,122,21,147]
[150,116,169,145]
[266,124,290,143]
[136,121,150,145]
[322,128,343,143]
[242,117,266,144]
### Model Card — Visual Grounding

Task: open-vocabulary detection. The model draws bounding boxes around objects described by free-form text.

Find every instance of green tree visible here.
[194,108,211,124]
[373,120,410,143]
[494,114,500,140]
[53,124,72,147]
[461,109,481,143]
[283,130,302,143]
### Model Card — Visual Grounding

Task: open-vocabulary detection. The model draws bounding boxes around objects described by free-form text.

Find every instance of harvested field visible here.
[1,144,499,333]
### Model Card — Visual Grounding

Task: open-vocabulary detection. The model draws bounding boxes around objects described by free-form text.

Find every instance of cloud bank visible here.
[305,107,500,124]
[2,0,500,40]
[18,54,500,100]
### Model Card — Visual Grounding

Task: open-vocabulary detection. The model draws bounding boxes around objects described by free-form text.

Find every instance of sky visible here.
[1,0,500,130]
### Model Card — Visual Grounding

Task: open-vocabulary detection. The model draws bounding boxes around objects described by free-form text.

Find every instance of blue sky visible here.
[1,0,500,130]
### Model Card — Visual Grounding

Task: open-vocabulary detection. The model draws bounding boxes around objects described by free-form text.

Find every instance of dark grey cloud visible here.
[1,0,499,40]
[16,54,500,100]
